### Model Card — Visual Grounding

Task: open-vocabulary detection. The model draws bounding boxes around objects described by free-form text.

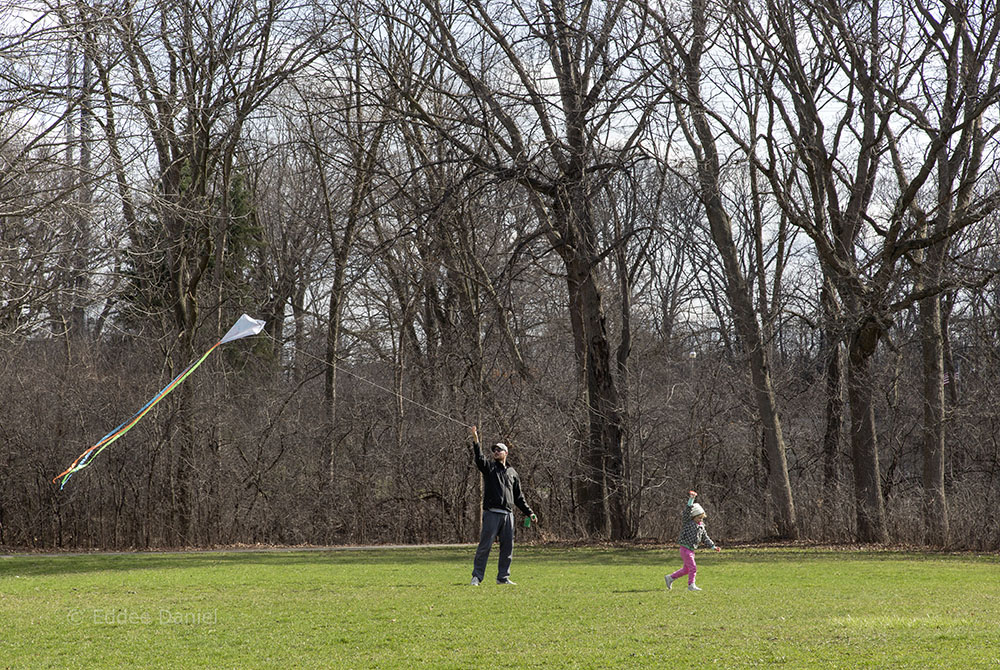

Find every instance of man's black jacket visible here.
[471,442,534,516]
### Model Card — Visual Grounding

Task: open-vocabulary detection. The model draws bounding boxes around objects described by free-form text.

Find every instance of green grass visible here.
[2,545,1000,668]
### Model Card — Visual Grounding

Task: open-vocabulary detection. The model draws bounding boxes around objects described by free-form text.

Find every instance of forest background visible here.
[2,0,999,551]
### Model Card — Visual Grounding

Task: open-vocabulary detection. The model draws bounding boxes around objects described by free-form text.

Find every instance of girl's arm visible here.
[683,491,696,523]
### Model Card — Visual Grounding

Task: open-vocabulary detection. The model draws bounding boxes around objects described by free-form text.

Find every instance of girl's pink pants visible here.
[669,547,697,585]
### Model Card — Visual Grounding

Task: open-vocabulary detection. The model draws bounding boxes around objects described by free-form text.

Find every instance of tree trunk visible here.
[918,226,950,547]
[323,287,344,486]
[941,295,959,406]
[681,0,797,539]
[614,206,636,539]
[565,256,629,538]
[699,176,797,539]
[821,280,844,490]
[919,290,949,546]
[846,319,889,543]
[173,338,197,546]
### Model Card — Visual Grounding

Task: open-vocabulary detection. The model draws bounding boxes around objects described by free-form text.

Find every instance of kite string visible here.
[270,335,471,429]
[54,316,267,489]
[56,330,473,487]
[54,340,223,487]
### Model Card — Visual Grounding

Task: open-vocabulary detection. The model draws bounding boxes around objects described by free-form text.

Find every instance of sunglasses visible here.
[491,446,505,453]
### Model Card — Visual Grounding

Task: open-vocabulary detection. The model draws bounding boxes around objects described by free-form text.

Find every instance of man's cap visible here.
[492,443,508,453]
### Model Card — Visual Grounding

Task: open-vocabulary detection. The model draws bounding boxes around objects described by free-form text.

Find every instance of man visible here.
[467,425,537,585]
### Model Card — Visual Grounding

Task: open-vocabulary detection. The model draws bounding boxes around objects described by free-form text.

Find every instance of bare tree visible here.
[63,0,334,542]
[364,0,667,539]
[1,5,104,338]
[884,1,1000,546]
[708,0,1000,542]
[646,0,799,538]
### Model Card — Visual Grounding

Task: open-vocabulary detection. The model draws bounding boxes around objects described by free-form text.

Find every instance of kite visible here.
[53,314,266,489]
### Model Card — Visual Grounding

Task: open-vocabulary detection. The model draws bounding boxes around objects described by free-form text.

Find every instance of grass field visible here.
[2,545,999,669]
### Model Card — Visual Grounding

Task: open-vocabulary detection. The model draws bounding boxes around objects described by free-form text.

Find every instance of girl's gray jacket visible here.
[678,499,716,551]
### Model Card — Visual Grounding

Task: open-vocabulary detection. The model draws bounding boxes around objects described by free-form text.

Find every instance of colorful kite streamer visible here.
[54,314,266,489]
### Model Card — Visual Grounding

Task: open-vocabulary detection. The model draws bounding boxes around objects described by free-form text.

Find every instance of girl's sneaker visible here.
[687,584,702,591]
[664,575,674,590]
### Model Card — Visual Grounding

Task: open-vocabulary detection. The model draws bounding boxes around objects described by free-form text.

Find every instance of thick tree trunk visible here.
[920,292,949,546]
[165,222,203,546]
[846,320,889,543]
[821,281,844,490]
[545,174,631,540]
[565,257,629,538]
[919,233,950,547]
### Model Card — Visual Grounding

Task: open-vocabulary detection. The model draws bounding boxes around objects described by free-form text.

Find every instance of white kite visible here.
[54,315,266,488]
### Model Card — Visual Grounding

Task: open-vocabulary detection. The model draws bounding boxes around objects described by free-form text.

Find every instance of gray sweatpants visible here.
[471,510,514,583]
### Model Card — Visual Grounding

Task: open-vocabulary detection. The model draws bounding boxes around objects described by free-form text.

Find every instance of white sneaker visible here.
[497,579,516,585]
[687,583,702,591]
[664,575,674,590]
[470,577,481,586]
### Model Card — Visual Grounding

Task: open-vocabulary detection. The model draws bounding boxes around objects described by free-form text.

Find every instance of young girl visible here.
[665,490,720,591]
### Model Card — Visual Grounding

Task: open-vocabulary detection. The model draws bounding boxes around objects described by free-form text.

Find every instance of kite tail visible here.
[54,340,223,489]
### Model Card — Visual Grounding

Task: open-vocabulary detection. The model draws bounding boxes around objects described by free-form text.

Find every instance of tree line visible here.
[1,0,999,550]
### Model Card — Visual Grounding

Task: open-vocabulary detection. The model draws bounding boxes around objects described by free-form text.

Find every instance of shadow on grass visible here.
[0,547,468,579]
[1,544,994,579]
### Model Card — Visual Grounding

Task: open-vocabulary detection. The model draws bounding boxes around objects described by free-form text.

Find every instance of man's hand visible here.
[468,425,479,444]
